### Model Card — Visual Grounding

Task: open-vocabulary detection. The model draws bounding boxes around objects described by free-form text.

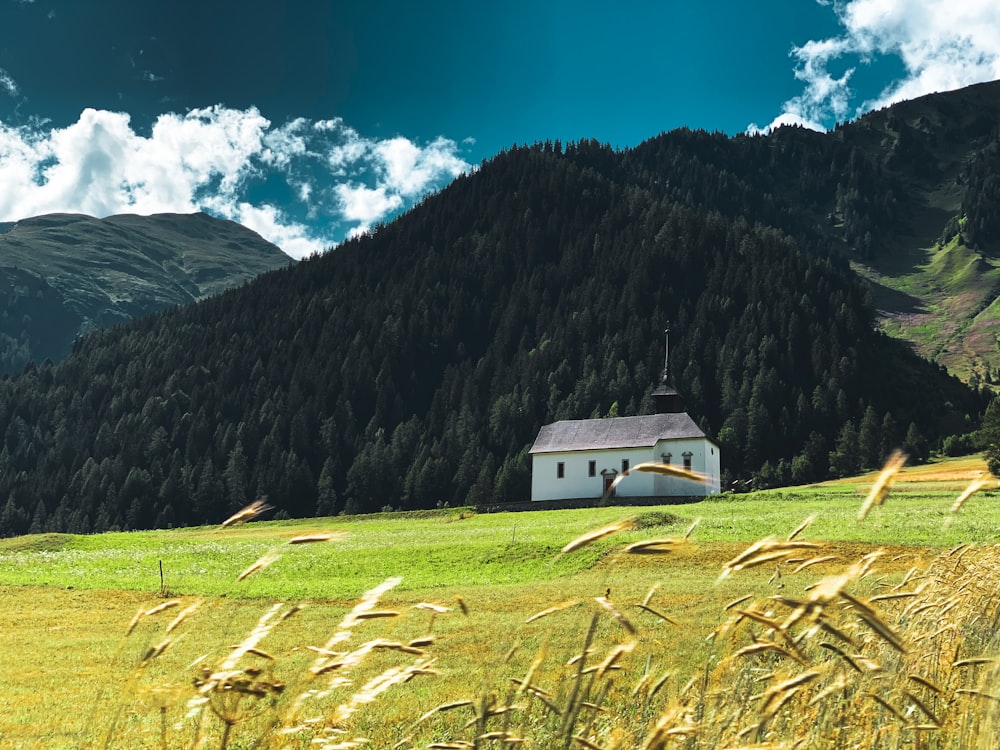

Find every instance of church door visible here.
[601,470,617,497]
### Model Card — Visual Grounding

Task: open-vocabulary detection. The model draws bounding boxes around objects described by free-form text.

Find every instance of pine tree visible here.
[903,422,929,464]
[829,421,859,478]
[980,397,1000,476]
[857,405,881,469]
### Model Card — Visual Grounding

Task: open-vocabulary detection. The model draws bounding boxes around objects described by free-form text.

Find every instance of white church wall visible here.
[651,437,721,496]
[530,438,722,501]
[531,447,654,501]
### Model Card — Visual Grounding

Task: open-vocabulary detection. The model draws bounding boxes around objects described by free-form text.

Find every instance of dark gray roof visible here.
[530,413,710,454]
[650,382,680,397]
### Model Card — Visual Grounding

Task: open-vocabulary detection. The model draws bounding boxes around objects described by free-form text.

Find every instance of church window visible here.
[557,462,565,479]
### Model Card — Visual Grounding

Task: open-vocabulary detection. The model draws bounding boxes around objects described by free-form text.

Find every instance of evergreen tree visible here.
[880,412,900,460]
[981,397,1000,476]
[903,422,929,464]
[829,421,860,478]
[857,405,882,469]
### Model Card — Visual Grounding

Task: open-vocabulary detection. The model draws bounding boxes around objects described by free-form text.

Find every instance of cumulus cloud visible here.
[336,184,404,228]
[322,127,468,236]
[375,136,469,197]
[752,0,1000,134]
[0,106,471,258]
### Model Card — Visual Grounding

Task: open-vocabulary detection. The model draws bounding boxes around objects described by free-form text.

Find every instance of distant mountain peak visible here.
[0,211,292,374]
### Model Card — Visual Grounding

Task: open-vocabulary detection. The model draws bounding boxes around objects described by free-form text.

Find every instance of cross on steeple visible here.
[662,326,670,383]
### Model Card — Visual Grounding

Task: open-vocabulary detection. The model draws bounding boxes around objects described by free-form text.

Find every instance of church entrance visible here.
[601,469,617,497]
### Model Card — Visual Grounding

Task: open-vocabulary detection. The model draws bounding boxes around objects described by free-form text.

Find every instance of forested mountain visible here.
[0,212,292,375]
[0,84,993,535]
[625,80,1000,383]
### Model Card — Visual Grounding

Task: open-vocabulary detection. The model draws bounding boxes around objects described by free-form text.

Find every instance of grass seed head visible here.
[287,532,344,544]
[526,600,579,623]
[165,600,201,634]
[144,599,181,618]
[625,539,679,554]
[561,519,636,554]
[787,514,817,541]
[950,474,993,514]
[595,596,638,634]
[125,607,145,636]
[857,449,907,521]
[605,462,709,500]
[636,602,680,626]
[236,552,281,582]
[220,499,274,528]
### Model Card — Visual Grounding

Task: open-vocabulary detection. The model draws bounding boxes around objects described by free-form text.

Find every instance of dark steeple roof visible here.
[653,326,684,413]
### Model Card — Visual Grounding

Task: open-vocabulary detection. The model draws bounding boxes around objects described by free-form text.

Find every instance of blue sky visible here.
[0,0,998,258]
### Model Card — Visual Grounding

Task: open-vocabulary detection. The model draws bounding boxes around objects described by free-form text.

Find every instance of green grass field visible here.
[1,454,999,748]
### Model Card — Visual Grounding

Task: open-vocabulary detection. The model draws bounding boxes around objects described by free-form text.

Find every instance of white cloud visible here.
[753,0,1000,134]
[318,125,469,235]
[0,68,18,97]
[325,122,371,174]
[261,117,309,167]
[336,184,404,227]
[375,136,468,197]
[0,106,471,259]
[228,201,328,259]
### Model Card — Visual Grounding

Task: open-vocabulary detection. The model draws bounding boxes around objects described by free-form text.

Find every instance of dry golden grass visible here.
[830,454,988,485]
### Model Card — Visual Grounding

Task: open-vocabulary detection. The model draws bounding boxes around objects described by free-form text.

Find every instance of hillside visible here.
[0,212,292,374]
[623,80,1000,383]
[835,82,1000,384]
[0,109,986,535]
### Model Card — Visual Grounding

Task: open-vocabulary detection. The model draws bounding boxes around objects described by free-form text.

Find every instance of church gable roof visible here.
[530,413,708,454]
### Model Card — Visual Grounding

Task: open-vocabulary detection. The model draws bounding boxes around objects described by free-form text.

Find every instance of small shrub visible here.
[942,432,976,457]
[632,510,681,529]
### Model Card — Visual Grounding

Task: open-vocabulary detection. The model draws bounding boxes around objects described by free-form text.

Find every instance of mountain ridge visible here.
[0,211,292,373]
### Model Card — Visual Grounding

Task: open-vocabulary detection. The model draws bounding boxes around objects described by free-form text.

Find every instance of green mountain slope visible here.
[831,82,1000,384]
[0,212,293,373]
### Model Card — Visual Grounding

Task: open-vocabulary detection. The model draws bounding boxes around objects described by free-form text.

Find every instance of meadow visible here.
[1,454,999,748]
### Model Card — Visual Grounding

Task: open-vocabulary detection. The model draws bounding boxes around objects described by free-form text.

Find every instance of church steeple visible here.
[661,326,671,383]
[651,326,684,414]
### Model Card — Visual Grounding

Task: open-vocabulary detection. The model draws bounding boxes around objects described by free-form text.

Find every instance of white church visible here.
[529,332,721,502]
